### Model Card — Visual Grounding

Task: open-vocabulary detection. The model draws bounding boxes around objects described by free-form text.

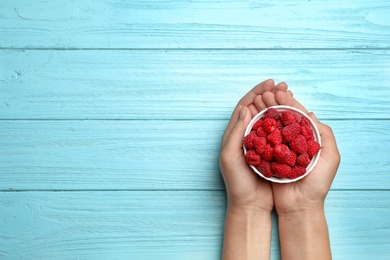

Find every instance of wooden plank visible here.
[1,0,390,49]
[0,190,389,259]
[1,50,390,120]
[1,120,388,190]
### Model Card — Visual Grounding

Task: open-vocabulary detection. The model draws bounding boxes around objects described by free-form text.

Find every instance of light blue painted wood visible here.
[0,0,389,49]
[1,0,389,258]
[1,50,390,120]
[0,120,389,190]
[0,191,389,259]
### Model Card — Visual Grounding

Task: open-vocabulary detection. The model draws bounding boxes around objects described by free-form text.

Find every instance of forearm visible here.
[277,206,331,260]
[222,204,272,260]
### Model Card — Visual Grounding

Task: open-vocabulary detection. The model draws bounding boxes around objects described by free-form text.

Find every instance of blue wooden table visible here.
[1,1,390,259]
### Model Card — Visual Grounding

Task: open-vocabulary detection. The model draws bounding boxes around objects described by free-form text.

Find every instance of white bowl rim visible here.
[243,105,322,183]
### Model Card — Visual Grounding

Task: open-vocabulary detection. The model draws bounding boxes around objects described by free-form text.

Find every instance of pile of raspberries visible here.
[244,108,321,179]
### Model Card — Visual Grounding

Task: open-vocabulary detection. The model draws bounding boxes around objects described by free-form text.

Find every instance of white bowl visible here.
[243,105,321,183]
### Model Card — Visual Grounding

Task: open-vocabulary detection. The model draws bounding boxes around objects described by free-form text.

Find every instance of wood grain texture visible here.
[1,50,390,120]
[1,0,390,258]
[1,0,390,49]
[0,191,389,259]
[1,120,389,190]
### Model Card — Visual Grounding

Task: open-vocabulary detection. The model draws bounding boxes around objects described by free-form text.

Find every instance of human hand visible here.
[257,89,340,260]
[258,90,341,215]
[220,79,289,259]
[219,79,288,213]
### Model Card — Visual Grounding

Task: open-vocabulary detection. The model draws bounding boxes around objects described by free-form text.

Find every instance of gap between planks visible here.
[1,47,390,51]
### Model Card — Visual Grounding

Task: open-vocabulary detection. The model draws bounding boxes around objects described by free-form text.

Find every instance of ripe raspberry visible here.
[244,131,257,149]
[246,150,260,166]
[290,135,308,154]
[256,160,273,178]
[256,126,268,138]
[267,129,282,146]
[285,150,297,167]
[245,107,320,180]
[296,153,310,167]
[263,108,280,120]
[281,111,298,126]
[301,125,314,141]
[307,140,321,158]
[276,119,284,130]
[282,122,301,142]
[252,119,264,131]
[262,144,274,161]
[263,118,277,133]
[271,162,292,178]
[300,117,311,127]
[274,144,290,163]
[253,137,267,154]
[291,165,306,179]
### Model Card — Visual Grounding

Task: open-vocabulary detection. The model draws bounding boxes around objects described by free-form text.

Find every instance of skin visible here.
[219,79,340,260]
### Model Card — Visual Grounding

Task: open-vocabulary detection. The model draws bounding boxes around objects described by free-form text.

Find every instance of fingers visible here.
[222,79,289,146]
[222,79,275,145]
[275,91,309,114]
[223,106,252,151]
[248,104,259,118]
[239,79,275,105]
[235,79,275,116]
[255,90,290,110]
[273,81,288,93]
[253,81,289,111]
[308,113,341,169]
[262,91,279,107]
[253,95,267,112]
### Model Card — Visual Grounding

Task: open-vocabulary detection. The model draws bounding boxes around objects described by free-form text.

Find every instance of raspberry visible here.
[267,129,282,146]
[256,127,268,138]
[263,118,277,133]
[244,131,257,149]
[252,119,264,131]
[271,162,292,178]
[281,111,298,126]
[301,125,314,141]
[307,140,321,158]
[300,117,311,127]
[257,160,273,178]
[274,144,290,163]
[263,108,280,120]
[276,119,284,130]
[262,144,274,161]
[253,137,267,154]
[290,135,308,154]
[245,150,260,166]
[282,122,301,143]
[291,165,306,179]
[285,150,297,167]
[296,153,310,167]
[245,107,321,180]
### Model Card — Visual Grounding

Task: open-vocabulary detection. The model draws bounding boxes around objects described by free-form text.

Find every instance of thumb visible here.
[308,112,335,146]
[308,112,341,169]
[224,106,252,151]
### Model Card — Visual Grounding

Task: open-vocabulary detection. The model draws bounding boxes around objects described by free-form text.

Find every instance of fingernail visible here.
[239,107,247,119]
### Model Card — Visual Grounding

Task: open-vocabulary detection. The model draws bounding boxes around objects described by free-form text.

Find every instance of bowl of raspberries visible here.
[243,105,321,183]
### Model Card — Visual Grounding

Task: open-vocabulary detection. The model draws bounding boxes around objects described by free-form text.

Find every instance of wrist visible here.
[227,202,272,222]
[276,202,325,218]
[227,197,274,215]
[278,206,326,235]
[274,189,326,216]
[223,202,272,260]
[277,206,331,260]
